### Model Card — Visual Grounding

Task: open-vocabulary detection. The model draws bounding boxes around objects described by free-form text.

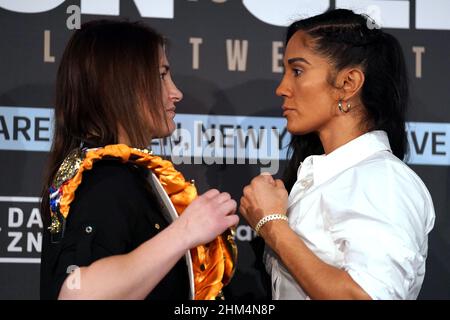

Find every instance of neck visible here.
[318,117,367,155]
[117,124,131,145]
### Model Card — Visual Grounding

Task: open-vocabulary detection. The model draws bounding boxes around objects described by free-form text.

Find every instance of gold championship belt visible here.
[48,144,237,300]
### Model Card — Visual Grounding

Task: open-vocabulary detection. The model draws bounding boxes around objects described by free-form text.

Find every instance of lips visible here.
[282,106,295,116]
[164,106,176,119]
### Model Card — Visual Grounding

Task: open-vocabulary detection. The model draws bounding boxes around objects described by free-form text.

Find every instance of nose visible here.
[169,81,183,103]
[275,77,291,98]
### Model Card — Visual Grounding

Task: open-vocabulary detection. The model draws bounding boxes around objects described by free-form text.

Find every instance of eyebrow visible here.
[287,57,311,65]
[161,64,170,72]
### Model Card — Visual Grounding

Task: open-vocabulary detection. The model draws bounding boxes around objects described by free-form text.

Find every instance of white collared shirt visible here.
[264,130,435,300]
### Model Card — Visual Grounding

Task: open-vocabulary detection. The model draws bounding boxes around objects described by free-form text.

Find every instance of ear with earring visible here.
[338,99,351,113]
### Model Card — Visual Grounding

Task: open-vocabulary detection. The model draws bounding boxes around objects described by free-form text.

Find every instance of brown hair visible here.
[41,20,166,220]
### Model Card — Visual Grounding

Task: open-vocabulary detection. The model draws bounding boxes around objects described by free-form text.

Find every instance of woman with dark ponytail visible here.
[240,9,435,299]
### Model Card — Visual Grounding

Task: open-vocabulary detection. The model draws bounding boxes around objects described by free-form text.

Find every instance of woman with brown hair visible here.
[240,9,435,300]
[40,20,238,300]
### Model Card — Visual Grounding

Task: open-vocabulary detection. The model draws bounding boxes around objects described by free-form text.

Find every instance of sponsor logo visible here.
[1,0,449,30]
[0,0,174,18]
[0,106,53,152]
[406,122,450,165]
[0,195,257,265]
[155,114,283,174]
[1,106,449,166]
[0,196,42,264]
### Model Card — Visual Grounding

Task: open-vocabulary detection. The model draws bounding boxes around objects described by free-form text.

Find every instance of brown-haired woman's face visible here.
[276,31,338,135]
[155,50,183,137]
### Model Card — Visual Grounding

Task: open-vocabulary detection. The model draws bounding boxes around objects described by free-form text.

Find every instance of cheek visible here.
[287,77,335,134]
[161,86,168,106]
[301,73,335,112]
[297,75,330,103]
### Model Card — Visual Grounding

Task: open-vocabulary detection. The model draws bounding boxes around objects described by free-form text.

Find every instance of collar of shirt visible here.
[312,130,392,186]
[288,130,392,207]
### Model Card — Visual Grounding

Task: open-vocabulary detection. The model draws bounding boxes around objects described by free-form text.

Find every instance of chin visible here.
[286,121,303,135]
[158,121,176,138]
[286,114,321,135]
[286,123,314,136]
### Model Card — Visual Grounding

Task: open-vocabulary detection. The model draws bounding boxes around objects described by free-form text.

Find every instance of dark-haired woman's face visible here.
[276,31,339,135]
[155,51,183,137]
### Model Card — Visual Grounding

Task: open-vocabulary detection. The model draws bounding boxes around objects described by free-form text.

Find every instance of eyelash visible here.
[160,72,167,80]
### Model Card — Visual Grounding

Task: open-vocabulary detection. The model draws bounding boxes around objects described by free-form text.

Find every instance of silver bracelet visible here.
[254,214,288,235]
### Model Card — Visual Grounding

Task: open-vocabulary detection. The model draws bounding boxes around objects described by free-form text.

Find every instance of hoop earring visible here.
[338,99,351,113]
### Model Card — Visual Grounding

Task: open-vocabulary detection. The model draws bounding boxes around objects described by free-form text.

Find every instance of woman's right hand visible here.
[175,189,238,249]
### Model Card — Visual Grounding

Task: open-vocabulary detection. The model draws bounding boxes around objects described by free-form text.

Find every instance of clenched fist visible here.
[176,189,239,249]
[239,174,288,232]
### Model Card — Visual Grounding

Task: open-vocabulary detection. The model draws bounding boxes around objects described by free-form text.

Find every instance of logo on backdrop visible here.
[0,0,449,30]
[0,106,53,152]
[0,0,174,18]
[0,195,256,255]
[1,106,449,166]
[0,195,256,257]
[0,197,42,264]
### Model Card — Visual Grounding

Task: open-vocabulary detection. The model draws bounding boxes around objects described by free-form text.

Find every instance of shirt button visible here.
[300,180,311,187]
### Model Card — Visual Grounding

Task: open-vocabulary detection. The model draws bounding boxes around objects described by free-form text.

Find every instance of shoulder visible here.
[350,151,432,202]
[68,160,151,225]
[333,151,435,233]
[80,160,147,192]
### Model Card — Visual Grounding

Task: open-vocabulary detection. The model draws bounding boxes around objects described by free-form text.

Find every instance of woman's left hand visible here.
[239,174,289,230]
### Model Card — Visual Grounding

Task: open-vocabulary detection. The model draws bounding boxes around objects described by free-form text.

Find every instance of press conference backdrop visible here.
[0,0,449,300]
